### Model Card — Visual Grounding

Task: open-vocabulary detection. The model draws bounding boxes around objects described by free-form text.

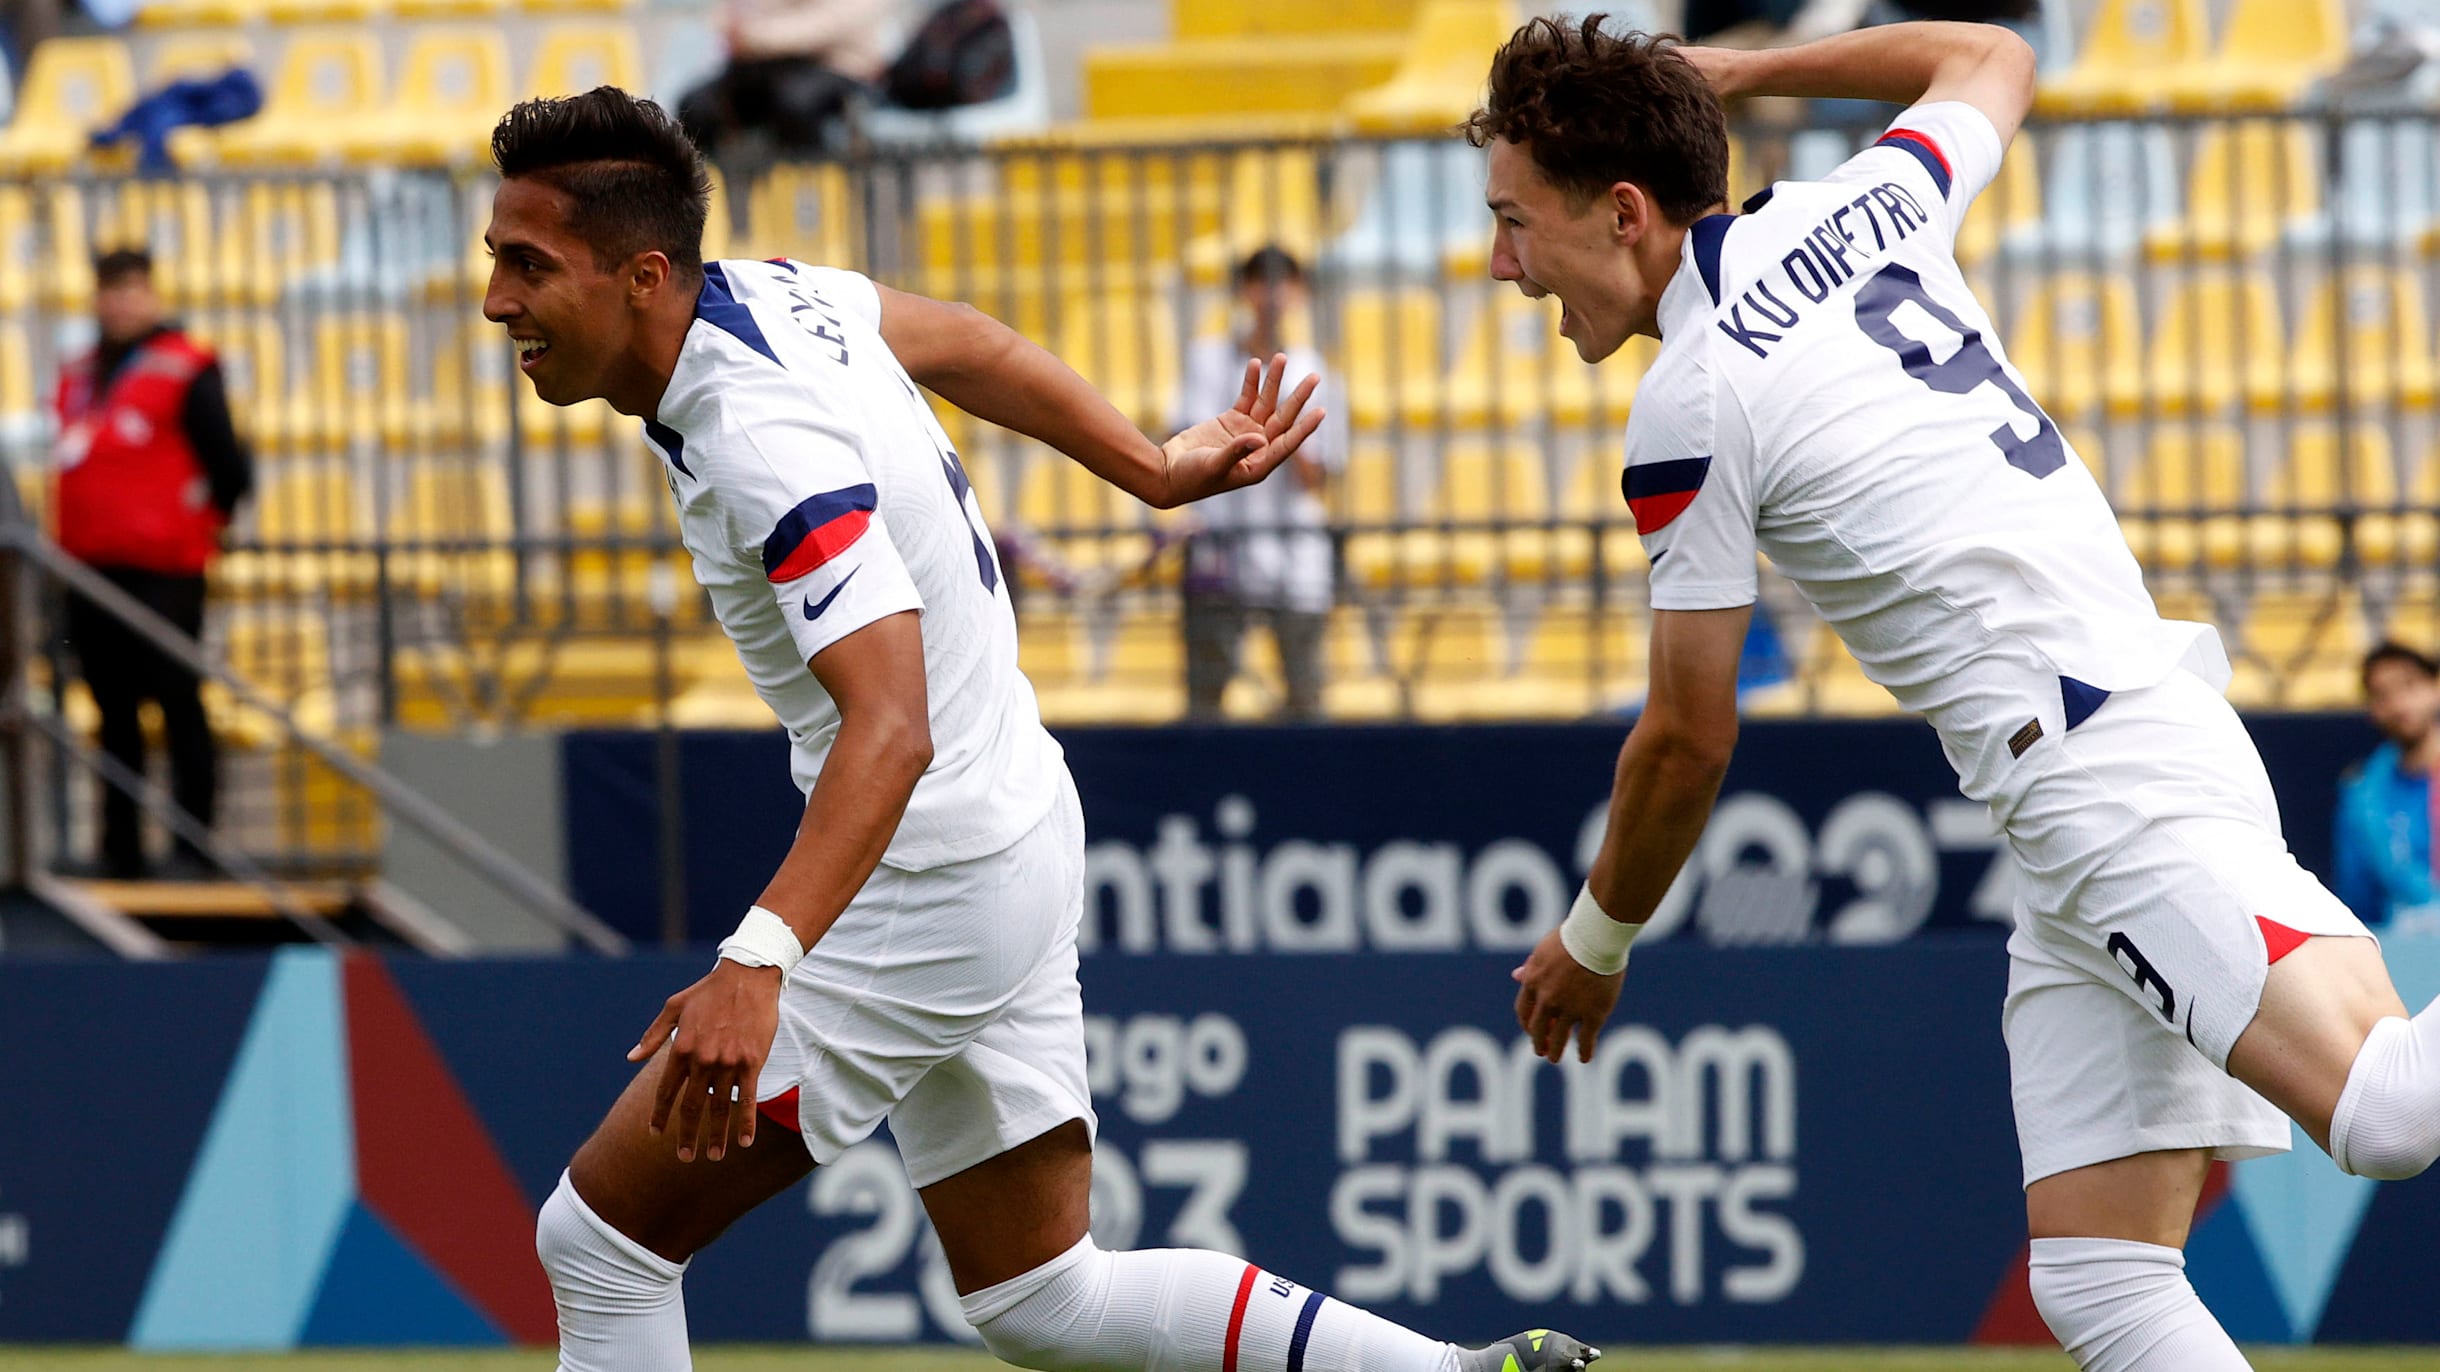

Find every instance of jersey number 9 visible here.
[1854,264,2067,481]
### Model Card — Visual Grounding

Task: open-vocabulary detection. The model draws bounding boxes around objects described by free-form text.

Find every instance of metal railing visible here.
[0,109,2433,770]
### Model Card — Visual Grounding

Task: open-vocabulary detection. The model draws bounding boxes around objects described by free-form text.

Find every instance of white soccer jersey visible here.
[1626,101,2223,800]
[644,259,1063,869]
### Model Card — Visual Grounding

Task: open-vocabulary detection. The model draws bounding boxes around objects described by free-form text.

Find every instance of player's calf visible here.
[2029,1237,2250,1371]
[957,1237,1597,1372]
[536,1171,690,1372]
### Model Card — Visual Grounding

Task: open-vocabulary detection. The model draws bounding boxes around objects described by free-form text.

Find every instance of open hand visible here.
[627,960,784,1162]
[1157,354,1325,507]
[1512,926,1625,1064]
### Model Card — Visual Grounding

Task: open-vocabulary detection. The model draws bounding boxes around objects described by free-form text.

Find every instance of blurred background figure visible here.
[678,0,902,161]
[51,247,252,880]
[1170,245,1343,722]
[2336,641,2440,934]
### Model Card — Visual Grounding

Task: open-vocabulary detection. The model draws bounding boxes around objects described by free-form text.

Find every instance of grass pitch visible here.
[11,1348,2440,1371]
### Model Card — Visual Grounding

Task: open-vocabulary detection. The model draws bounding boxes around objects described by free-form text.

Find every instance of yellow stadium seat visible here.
[209,33,387,167]
[745,163,857,267]
[2227,589,2366,709]
[2293,269,2436,414]
[0,187,34,315]
[2006,273,2145,421]
[2036,0,2209,115]
[1083,35,1402,121]
[2261,426,2405,568]
[394,462,516,597]
[1521,603,1644,711]
[291,314,411,451]
[525,22,644,98]
[247,465,366,549]
[1348,440,1550,587]
[135,0,267,27]
[2145,122,2321,262]
[0,323,37,444]
[1184,148,1329,284]
[426,324,513,450]
[340,28,511,165]
[37,185,93,311]
[396,0,502,22]
[1444,291,1651,429]
[1955,141,2041,266]
[519,0,632,18]
[1332,442,1408,526]
[2144,271,2286,417]
[1051,290,1180,429]
[227,181,342,305]
[1339,287,1448,431]
[146,34,254,83]
[517,389,615,450]
[2116,424,2264,569]
[2158,0,2349,113]
[1014,455,1157,577]
[265,0,387,25]
[1344,0,1519,135]
[89,179,215,306]
[0,38,137,174]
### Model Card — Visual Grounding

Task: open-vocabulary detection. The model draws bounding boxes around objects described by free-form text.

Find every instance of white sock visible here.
[2330,1007,2440,1180]
[535,1171,691,1372]
[960,1236,1457,1372]
[2028,1237,2250,1371]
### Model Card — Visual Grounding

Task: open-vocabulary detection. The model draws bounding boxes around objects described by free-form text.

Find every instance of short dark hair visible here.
[94,247,153,288]
[490,87,712,278]
[2363,640,2440,691]
[1236,245,1305,286]
[1462,14,1729,226]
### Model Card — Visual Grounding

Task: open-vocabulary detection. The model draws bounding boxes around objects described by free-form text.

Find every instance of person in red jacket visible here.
[52,247,252,879]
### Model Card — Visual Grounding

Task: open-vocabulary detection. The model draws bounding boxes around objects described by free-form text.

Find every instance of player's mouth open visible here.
[514,336,551,372]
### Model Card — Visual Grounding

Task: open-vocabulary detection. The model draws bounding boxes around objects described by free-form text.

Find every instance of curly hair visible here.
[1462,15,1729,226]
[491,87,712,278]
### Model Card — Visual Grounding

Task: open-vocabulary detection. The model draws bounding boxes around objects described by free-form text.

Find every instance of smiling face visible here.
[1485,137,1656,364]
[482,176,660,409]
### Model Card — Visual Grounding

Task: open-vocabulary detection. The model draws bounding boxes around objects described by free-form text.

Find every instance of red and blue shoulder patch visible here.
[1876,128,1953,198]
[1622,456,1712,535]
[764,483,877,583]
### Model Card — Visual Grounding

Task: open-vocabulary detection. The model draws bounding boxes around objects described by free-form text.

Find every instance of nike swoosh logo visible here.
[803,567,858,620]
[1649,548,1669,564]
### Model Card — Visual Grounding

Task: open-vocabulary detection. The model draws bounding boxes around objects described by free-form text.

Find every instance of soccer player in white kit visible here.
[479,90,1602,1372]
[1485,18,2440,1371]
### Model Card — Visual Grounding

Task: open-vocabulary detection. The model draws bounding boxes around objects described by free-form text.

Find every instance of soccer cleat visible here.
[1458,1328,1602,1372]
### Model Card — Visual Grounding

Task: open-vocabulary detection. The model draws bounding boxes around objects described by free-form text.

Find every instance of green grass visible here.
[9,1348,2440,1371]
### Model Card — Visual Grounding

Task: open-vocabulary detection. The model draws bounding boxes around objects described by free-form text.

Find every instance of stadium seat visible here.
[1014,453,1155,575]
[2227,589,2366,708]
[525,22,644,99]
[1332,442,1409,526]
[0,186,34,315]
[1338,286,1449,431]
[2023,121,2179,260]
[517,389,616,451]
[518,0,633,19]
[35,184,93,311]
[2294,269,2437,414]
[2337,117,2438,250]
[2144,121,2321,262]
[1344,0,1519,135]
[90,179,215,306]
[292,314,411,451]
[0,37,136,175]
[2005,273,2145,421]
[1184,147,1329,284]
[2262,425,2424,569]
[235,464,371,596]
[1516,602,1643,717]
[2144,270,2286,417]
[425,323,513,450]
[1443,290,1650,429]
[145,34,254,84]
[745,163,856,267]
[265,0,387,26]
[1956,141,2042,267]
[340,28,511,165]
[396,0,502,22]
[1328,139,1489,277]
[2157,0,2348,113]
[1347,439,1550,588]
[134,0,267,28]
[209,33,387,167]
[2036,0,2209,115]
[1050,289,1181,429]
[1082,34,1402,120]
[229,180,343,304]
[394,461,516,597]
[0,322,37,450]
[2115,424,2256,569]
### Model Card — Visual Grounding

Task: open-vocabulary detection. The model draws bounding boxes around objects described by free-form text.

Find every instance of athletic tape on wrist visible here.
[717,905,805,974]
[1559,884,1638,976]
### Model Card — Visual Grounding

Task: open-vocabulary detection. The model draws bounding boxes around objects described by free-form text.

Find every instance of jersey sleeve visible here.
[1627,359,1760,612]
[703,382,925,665]
[1822,100,2006,238]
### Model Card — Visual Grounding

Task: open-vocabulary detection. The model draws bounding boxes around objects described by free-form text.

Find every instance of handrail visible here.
[0,524,631,955]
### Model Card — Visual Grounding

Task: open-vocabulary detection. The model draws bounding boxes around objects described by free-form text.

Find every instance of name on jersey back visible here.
[1717,179,1934,361]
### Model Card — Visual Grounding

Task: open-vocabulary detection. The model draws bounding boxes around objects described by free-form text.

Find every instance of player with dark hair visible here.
[484,87,1598,1372]
[1482,17,2440,1371]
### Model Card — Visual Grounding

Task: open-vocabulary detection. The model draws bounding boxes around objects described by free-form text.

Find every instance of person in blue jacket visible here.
[2336,640,2440,931]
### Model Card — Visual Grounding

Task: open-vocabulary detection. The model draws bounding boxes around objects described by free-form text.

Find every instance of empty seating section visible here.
[0,0,2426,733]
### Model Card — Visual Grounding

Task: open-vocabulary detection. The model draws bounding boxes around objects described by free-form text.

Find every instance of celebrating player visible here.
[1485,17,2440,1371]
[482,89,1599,1372]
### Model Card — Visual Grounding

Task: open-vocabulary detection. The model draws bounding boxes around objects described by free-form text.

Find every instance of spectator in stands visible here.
[678,0,900,162]
[2335,640,2440,933]
[1170,246,1343,721]
[51,248,252,880]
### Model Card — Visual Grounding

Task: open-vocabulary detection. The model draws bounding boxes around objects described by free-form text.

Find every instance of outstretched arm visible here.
[1512,604,1749,1063]
[875,285,1325,510]
[1680,20,2038,146]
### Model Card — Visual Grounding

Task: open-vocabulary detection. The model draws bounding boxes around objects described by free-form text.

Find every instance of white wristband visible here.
[717,905,806,974]
[1558,884,1639,976]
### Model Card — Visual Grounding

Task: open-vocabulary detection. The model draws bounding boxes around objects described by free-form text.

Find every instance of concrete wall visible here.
[377,730,570,953]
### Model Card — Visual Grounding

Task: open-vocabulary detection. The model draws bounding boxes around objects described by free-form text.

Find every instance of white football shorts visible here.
[1994,667,2372,1186]
[754,766,1096,1189]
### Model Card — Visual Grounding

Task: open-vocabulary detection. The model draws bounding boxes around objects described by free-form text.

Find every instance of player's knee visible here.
[2331,1013,2440,1181]
[535,1171,685,1296]
[958,1237,1109,1372]
[2029,1238,2245,1372]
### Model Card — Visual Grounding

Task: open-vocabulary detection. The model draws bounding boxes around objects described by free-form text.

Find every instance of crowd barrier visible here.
[4,935,2438,1348]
